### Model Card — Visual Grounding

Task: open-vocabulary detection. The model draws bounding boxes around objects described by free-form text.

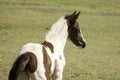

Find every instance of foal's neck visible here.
[45,17,68,51]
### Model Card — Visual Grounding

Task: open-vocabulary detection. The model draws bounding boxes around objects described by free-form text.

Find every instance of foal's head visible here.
[65,11,86,48]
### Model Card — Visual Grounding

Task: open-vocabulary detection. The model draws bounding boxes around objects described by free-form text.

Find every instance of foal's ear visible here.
[65,11,78,19]
[74,11,80,20]
[66,11,80,20]
[70,11,80,20]
[66,11,80,25]
[71,11,77,16]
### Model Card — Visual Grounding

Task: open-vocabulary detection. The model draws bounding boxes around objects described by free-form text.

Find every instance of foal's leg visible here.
[30,72,47,80]
[52,60,64,80]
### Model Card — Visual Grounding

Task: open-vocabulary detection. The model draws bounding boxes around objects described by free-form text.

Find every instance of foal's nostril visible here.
[81,42,86,48]
[82,43,86,48]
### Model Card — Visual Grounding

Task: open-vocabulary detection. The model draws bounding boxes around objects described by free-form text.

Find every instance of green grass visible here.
[0,0,120,80]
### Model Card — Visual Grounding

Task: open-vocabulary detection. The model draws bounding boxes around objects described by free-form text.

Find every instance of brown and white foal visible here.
[8,11,86,80]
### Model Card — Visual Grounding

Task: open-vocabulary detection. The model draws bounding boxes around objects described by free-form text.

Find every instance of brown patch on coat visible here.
[42,41,54,53]
[42,46,51,80]
[8,52,37,80]
[24,52,37,73]
[16,52,37,73]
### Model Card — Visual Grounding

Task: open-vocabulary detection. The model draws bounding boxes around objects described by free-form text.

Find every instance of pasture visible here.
[0,0,120,80]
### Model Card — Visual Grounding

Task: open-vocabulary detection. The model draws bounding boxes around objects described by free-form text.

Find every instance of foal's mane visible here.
[45,17,68,41]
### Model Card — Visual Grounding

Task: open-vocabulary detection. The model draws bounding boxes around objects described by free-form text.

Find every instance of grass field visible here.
[0,0,120,80]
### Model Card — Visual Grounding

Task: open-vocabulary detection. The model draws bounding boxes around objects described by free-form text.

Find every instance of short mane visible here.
[45,16,68,42]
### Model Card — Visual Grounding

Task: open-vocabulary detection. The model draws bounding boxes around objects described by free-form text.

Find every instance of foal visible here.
[8,11,86,80]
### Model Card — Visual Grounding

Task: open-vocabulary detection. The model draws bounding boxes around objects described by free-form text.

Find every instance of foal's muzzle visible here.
[78,40,86,48]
